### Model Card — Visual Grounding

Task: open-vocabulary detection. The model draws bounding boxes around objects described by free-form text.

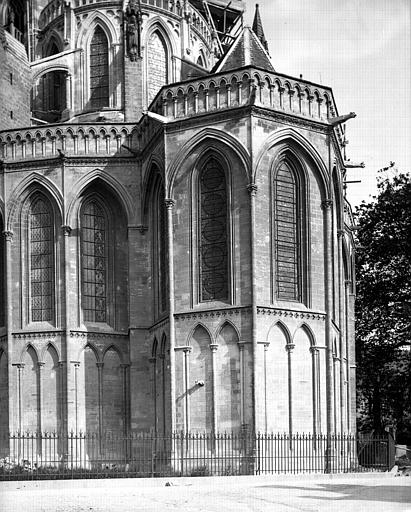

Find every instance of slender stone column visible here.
[96,362,104,440]
[61,225,72,434]
[310,346,320,435]
[149,356,157,434]
[37,362,45,434]
[263,343,269,432]
[120,364,130,435]
[345,279,352,431]
[210,343,218,433]
[247,183,258,433]
[4,231,14,431]
[165,198,176,431]
[322,199,335,435]
[286,343,295,436]
[337,229,346,432]
[182,347,191,433]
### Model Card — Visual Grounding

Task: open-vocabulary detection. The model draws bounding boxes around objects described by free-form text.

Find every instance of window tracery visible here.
[90,26,109,109]
[199,158,228,302]
[274,161,303,302]
[81,199,108,323]
[29,196,54,322]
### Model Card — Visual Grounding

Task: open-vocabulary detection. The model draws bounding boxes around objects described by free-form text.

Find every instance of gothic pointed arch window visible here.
[29,195,54,322]
[147,29,168,105]
[273,159,305,302]
[80,197,109,323]
[89,26,109,109]
[198,157,229,302]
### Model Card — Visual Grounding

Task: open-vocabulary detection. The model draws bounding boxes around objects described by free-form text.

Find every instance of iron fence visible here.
[0,431,394,480]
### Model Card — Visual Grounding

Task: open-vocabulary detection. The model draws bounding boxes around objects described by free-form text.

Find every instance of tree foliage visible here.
[355,172,411,441]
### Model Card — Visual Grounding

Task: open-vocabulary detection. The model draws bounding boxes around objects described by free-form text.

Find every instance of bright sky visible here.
[244,0,411,208]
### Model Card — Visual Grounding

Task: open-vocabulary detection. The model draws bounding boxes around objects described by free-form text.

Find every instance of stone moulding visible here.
[257,307,326,321]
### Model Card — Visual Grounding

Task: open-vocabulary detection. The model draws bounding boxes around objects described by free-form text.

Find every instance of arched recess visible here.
[7,174,64,232]
[167,129,251,197]
[42,344,62,432]
[158,333,169,434]
[31,68,67,123]
[265,322,290,432]
[1,0,26,43]
[144,165,168,317]
[15,183,63,328]
[0,350,8,438]
[102,347,124,434]
[292,326,317,433]
[73,178,129,330]
[216,322,241,431]
[76,15,118,112]
[188,325,212,432]
[144,18,176,106]
[77,343,100,433]
[22,345,40,431]
[66,171,133,226]
[254,128,329,199]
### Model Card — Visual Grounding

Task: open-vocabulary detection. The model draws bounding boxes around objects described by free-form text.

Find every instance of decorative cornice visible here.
[69,330,129,340]
[175,307,251,322]
[12,330,64,340]
[251,106,330,134]
[256,307,326,321]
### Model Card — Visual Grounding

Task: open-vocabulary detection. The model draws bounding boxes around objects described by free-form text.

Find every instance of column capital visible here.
[61,224,72,236]
[37,361,45,368]
[310,346,320,354]
[3,230,14,242]
[165,198,175,209]
[285,343,295,353]
[337,229,345,238]
[96,362,104,368]
[210,343,218,352]
[247,183,258,196]
[321,199,333,210]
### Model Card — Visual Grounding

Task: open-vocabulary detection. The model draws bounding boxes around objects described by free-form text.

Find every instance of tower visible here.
[0,1,356,448]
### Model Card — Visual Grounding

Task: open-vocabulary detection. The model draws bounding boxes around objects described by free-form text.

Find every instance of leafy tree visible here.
[355,171,411,442]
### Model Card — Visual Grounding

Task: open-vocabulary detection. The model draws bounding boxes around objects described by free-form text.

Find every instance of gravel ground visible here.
[1,474,410,512]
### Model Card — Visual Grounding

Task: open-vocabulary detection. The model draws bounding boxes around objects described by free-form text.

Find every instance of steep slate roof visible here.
[252,3,269,51]
[214,25,274,73]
